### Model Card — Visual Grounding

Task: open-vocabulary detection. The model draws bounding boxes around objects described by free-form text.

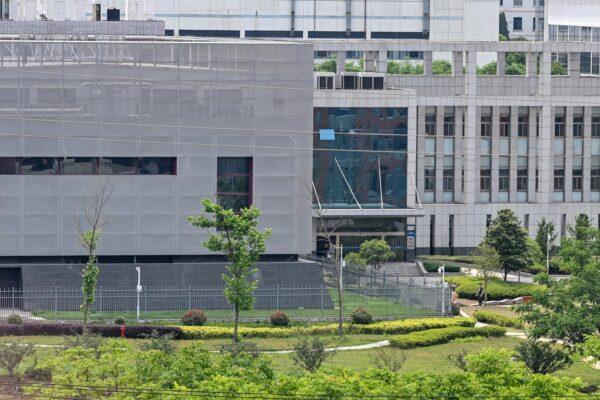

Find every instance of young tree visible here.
[471,244,501,304]
[569,214,592,242]
[75,179,112,328]
[359,239,394,273]
[188,199,272,342]
[536,218,557,262]
[517,227,600,349]
[483,209,532,281]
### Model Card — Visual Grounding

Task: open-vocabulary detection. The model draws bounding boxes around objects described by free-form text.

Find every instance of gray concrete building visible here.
[0,37,314,288]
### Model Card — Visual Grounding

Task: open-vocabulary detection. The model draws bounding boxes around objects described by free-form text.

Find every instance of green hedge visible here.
[422,261,461,273]
[420,255,475,264]
[447,276,544,300]
[473,310,524,329]
[389,325,507,349]
[181,317,475,339]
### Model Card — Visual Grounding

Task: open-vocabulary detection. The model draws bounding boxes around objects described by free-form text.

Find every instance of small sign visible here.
[407,236,415,250]
[136,285,143,293]
[319,129,335,141]
[406,224,416,232]
[407,231,416,238]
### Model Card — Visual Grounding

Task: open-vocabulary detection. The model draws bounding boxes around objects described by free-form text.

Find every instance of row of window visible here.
[511,16,544,33]
[0,157,176,175]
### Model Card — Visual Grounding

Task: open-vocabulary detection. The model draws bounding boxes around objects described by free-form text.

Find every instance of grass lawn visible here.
[461,305,520,319]
[31,289,439,322]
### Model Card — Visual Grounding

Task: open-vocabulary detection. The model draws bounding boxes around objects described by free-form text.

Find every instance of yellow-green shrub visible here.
[390,326,506,349]
[473,310,523,329]
[352,317,475,335]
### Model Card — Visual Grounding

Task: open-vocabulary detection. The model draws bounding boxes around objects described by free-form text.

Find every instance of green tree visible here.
[471,244,501,303]
[582,334,600,362]
[483,209,532,281]
[517,227,600,349]
[569,214,592,242]
[499,12,510,39]
[75,180,111,328]
[432,60,452,76]
[314,58,336,72]
[359,239,394,273]
[387,61,423,75]
[344,252,366,267]
[536,217,557,262]
[551,61,567,76]
[188,199,272,342]
[477,61,497,76]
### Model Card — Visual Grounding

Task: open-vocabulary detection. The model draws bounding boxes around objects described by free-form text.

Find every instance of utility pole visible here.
[546,232,551,274]
[335,244,344,337]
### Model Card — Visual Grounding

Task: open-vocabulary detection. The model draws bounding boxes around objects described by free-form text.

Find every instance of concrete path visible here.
[0,310,44,321]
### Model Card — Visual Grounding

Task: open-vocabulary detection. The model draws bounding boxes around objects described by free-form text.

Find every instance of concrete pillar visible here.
[569,52,580,77]
[491,106,500,203]
[565,107,574,197]
[528,108,538,202]
[454,107,464,203]
[407,103,418,209]
[509,107,519,202]
[583,106,592,202]
[527,52,537,77]
[424,51,433,76]
[538,106,552,204]
[463,51,478,204]
[497,52,506,76]
[377,50,387,73]
[336,51,346,75]
[452,51,464,77]
[435,107,444,203]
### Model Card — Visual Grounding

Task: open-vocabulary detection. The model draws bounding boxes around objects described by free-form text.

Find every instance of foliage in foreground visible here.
[290,336,333,372]
[515,339,572,374]
[25,342,588,399]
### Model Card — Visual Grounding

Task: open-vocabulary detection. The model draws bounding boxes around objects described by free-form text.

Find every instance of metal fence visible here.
[0,282,450,322]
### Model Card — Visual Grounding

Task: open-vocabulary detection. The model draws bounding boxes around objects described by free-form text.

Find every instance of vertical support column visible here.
[336,51,346,75]
[345,0,352,37]
[424,51,433,77]
[537,52,552,204]
[491,107,500,203]
[290,0,296,37]
[569,52,580,78]
[435,107,444,203]
[497,52,506,76]
[583,106,592,202]
[454,107,464,203]
[528,107,538,202]
[417,107,426,200]
[527,51,537,77]
[377,50,387,73]
[509,107,519,202]
[452,51,464,77]
[565,107,574,199]
[407,103,418,209]
[463,50,478,205]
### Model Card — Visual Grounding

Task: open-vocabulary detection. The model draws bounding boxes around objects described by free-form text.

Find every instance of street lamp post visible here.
[438,264,446,316]
[135,266,142,321]
[546,232,551,274]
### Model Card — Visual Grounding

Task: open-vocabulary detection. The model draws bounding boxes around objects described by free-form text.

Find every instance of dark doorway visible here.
[0,268,23,309]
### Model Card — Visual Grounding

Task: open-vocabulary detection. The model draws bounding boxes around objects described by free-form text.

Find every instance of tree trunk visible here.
[484,276,488,304]
[233,305,240,343]
[503,268,508,281]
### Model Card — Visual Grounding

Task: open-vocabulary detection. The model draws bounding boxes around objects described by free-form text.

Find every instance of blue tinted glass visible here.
[313,108,408,209]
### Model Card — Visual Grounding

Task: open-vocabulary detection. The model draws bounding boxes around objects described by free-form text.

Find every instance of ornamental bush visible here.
[269,311,290,327]
[389,326,506,349]
[473,310,523,329]
[6,314,22,325]
[181,309,208,326]
[350,307,373,325]
[422,261,461,273]
[113,316,126,325]
[448,276,543,300]
[0,322,183,339]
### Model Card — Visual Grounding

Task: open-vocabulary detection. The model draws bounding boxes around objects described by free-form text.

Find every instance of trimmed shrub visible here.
[389,326,506,349]
[113,316,127,325]
[351,317,475,335]
[0,322,184,339]
[181,309,208,326]
[447,276,543,300]
[269,311,290,327]
[473,310,523,329]
[422,262,461,273]
[350,307,373,325]
[6,315,22,325]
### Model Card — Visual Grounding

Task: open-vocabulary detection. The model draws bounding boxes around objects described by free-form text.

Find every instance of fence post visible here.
[98,290,102,313]
[383,271,386,287]
[54,287,58,314]
[320,286,324,319]
[276,287,280,310]
[396,275,399,287]
[11,287,14,311]
[188,286,192,310]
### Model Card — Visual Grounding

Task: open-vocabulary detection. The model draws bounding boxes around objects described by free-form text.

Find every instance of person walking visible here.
[476,283,485,306]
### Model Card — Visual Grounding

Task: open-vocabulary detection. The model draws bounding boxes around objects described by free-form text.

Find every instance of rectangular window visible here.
[486,214,492,228]
[0,157,17,175]
[499,169,510,192]
[425,115,436,136]
[500,115,511,137]
[514,0,523,6]
[429,215,436,254]
[591,169,600,190]
[513,17,523,31]
[480,169,491,191]
[524,214,529,231]
[217,157,253,210]
[424,169,435,191]
[20,158,58,175]
[573,169,583,191]
[443,169,454,191]
[592,117,600,137]
[554,168,565,191]
[99,158,136,175]
[481,115,491,137]
[573,116,584,137]
[518,116,529,137]
[533,18,536,32]
[443,115,455,136]
[60,157,97,175]
[554,115,565,137]
[517,169,528,191]
[138,158,177,175]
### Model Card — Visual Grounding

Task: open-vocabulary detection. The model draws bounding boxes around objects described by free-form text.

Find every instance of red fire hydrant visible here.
[120,325,126,338]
